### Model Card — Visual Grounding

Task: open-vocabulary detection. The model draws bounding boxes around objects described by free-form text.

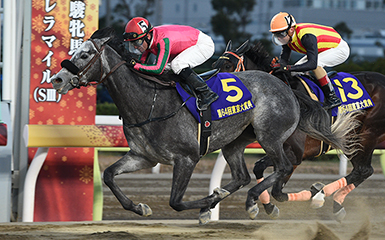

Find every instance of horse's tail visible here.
[293,90,362,157]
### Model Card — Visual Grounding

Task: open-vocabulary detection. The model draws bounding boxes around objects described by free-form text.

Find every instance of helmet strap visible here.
[144,32,152,46]
[286,14,294,30]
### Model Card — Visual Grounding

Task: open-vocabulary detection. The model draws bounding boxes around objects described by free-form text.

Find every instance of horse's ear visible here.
[225,40,232,52]
[99,37,111,46]
[92,36,111,49]
[235,40,250,55]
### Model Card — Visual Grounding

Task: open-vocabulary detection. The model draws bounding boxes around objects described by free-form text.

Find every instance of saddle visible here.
[132,68,220,89]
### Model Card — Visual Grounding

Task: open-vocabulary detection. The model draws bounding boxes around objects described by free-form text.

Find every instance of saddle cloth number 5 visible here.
[221,78,243,102]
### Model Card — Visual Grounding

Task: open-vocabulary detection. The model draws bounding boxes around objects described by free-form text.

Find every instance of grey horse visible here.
[51,28,356,224]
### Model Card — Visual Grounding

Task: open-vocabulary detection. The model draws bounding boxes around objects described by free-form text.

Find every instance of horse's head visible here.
[212,40,250,72]
[214,40,274,73]
[51,27,122,94]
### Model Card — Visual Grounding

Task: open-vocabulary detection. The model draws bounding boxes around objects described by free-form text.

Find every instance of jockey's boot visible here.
[321,81,341,110]
[179,67,219,111]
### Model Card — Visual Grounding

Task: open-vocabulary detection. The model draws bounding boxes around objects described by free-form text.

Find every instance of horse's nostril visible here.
[53,78,63,84]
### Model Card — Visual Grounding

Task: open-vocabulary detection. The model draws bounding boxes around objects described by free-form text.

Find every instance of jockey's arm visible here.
[139,50,150,63]
[279,45,291,66]
[289,34,318,72]
[134,38,171,75]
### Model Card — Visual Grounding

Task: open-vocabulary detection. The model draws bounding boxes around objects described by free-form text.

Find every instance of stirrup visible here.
[323,99,342,110]
[197,93,219,111]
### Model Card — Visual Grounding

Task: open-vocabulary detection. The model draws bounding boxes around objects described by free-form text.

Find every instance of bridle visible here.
[218,51,246,72]
[60,37,189,129]
[61,38,126,89]
[219,50,291,84]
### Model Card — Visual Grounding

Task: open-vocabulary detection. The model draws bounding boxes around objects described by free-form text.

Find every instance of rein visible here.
[123,83,191,128]
[219,51,245,72]
[63,38,126,88]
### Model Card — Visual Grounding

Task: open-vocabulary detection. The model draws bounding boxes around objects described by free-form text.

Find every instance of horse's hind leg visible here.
[246,141,294,219]
[252,131,305,218]
[253,156,279,217]
[103,151,156,216]
[169,157,231,224]
[197,145,251,224]
[208,144,252,203]
[171,143,251,225]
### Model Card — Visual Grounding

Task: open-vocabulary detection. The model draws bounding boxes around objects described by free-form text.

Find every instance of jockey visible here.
[123,17,218,111]
[269,12,349,109]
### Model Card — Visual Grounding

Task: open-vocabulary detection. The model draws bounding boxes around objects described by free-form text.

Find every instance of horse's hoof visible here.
[311,191,325,209]
[138,203,152,217]
[268,205,280,219]
[247,203,259,220]
[334,207,346,223]
[213,187,230,199]
[263,203,279,219]
[310,182,325,197]
[199,210,211,225]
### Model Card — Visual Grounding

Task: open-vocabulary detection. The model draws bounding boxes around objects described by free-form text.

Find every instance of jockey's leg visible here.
[313,66,341,110]
[179,67,218,110]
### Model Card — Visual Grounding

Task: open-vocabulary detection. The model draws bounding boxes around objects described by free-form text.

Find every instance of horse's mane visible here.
[90,27,136,63]
[244,41,273,72]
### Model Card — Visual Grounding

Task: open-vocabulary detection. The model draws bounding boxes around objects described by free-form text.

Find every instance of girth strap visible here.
[198,108,212,158]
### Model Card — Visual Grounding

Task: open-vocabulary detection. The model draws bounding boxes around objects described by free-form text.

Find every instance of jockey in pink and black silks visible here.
[269,12,350,110]
[123,17,218,111]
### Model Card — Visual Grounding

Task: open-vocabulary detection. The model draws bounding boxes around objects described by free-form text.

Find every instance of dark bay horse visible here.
[51,28,357,224]
[214,40,385,221]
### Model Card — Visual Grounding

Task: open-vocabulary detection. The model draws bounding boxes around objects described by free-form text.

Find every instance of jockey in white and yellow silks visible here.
[269,12,350,109]
[123,17,218,111]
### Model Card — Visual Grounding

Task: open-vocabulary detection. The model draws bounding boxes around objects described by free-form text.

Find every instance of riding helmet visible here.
[269,12,296,32]
[123,17,153,42]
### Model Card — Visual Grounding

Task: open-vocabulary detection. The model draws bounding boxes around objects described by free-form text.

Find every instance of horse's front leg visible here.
[327,162,373,222]
[103,151,156,216]
[310,148,374,222]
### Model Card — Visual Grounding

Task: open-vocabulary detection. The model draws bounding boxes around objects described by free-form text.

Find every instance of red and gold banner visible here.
[29,0,98,221]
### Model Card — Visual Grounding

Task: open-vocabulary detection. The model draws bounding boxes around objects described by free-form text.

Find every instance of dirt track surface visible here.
[0,219,378,240]
[1,173,385,239]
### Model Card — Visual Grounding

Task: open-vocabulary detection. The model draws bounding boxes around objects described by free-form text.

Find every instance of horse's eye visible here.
[80,53,88,59]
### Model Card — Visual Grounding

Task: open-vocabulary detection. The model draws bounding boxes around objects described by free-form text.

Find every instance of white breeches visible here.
[170,32,215,74]
[295,39,350,68]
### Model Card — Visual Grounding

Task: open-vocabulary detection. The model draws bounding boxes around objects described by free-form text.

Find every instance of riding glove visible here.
[127,59,136,67]
[272,63,291,73]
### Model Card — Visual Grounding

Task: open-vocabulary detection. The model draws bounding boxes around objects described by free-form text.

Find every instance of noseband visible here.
[61,38,126,88]
[218,51,245,72]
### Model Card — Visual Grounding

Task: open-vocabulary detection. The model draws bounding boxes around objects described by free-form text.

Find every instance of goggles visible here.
[130,38,145,47]
[273,30,288,39]
[123,41,143,56]
[272,30,290,46]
